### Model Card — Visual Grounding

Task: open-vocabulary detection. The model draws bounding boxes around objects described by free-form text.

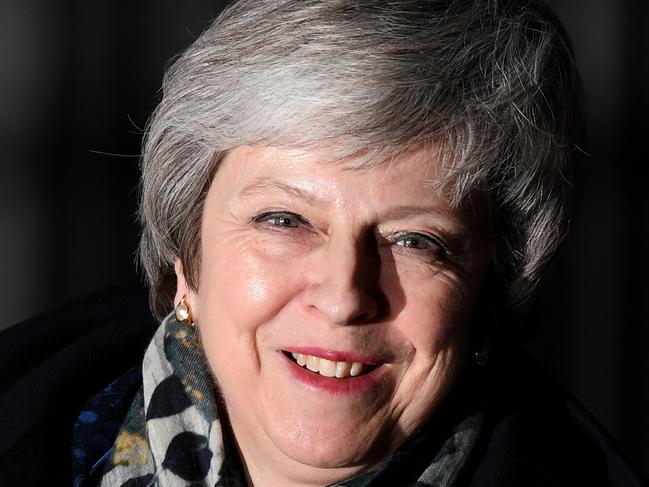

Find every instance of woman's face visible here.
[177,145,489,482]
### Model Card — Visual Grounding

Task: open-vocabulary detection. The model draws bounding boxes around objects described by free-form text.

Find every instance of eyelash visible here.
[391,232,448,257]
[251,211,312,229]
[251,211,449,257]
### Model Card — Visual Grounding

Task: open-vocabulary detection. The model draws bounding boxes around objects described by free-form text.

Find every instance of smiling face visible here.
[175,145,490,485]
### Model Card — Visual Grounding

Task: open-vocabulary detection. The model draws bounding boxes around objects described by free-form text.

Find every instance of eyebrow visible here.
[238,177,470,234]
[383,205,471,241]
[382,205,455,221]
[238,177,330,208]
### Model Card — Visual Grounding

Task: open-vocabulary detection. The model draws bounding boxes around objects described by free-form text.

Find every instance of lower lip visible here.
[280,352,389,395]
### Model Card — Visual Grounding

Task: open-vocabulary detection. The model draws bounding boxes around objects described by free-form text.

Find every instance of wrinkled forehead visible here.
[216,143,489,225]
[220,143,449,192]
[222,140,462,191]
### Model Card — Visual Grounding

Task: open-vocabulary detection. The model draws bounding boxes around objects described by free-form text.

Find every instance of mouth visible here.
[283,351,379,378]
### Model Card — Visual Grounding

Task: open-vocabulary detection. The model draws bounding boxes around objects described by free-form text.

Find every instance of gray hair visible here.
[139,0,583,322]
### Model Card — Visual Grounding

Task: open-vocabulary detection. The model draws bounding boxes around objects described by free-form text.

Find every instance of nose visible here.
[302,235,379,326]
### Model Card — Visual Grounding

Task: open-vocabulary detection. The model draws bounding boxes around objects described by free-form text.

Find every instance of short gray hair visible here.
[139,0,584,322]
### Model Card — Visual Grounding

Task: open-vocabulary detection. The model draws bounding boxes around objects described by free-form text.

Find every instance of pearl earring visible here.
[175,296,195,326]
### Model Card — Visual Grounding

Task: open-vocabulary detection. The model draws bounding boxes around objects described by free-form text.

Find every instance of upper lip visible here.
[282,346,389,365]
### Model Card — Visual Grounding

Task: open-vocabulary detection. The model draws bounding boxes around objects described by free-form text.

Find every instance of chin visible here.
[264,408,396,471]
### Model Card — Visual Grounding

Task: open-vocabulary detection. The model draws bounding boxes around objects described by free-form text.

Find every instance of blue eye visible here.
[253,211,309,228]
[394,232,446,254]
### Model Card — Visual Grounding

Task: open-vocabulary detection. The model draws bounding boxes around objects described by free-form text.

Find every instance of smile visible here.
[284,351,378,378]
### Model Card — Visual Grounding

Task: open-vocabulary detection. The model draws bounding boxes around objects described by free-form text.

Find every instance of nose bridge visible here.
[308,230,378,326]
[328,234,360,290]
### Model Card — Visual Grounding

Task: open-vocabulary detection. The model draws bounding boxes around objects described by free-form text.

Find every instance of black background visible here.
[0,0,647,476]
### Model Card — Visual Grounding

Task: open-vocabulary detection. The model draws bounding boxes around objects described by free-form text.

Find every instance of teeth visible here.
[306,355,319,372]
[335,361,351,378]
[289,352,372,378]
[350,362,364,376]
[318,358,337,377]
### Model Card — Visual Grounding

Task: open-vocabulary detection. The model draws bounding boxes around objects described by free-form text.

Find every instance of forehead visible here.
[211,145,488,235]
[219,144,448,200]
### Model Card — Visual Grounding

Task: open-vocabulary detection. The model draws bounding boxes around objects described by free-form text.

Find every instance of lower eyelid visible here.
[384,246,446,266]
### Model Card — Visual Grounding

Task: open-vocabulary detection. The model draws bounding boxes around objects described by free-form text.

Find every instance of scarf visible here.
[98,314,484,486]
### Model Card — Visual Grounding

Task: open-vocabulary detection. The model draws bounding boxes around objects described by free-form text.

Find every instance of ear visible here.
[174,259,199,318]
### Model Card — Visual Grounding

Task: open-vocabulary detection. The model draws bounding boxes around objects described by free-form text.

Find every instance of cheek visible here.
[384,260,476,321]
[393,273,476,355]
[383,286,472,438]
[197,238,305,332]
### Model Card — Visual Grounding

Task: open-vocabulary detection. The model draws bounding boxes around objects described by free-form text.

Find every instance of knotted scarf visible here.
[96,314,484,486]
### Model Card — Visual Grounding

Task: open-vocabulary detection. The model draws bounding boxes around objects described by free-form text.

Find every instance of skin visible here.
[174,145,490,487]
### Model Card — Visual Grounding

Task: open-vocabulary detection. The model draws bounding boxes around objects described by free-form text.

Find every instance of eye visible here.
[252,211,310,229]
[394,232,447,255]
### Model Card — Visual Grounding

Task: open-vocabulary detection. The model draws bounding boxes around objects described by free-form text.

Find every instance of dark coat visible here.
[0,283,645,486]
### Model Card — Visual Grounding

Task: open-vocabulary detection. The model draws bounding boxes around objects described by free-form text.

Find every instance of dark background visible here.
[1,0,647,476]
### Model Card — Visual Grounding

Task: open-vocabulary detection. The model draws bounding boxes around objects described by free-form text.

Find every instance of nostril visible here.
[312,292,379,327]
[358,295,379,323]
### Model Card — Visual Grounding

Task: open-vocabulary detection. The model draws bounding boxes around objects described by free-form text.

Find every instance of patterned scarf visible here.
[99,314,484,486]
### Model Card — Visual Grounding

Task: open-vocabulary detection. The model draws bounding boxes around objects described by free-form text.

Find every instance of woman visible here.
[1,0,644,485]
